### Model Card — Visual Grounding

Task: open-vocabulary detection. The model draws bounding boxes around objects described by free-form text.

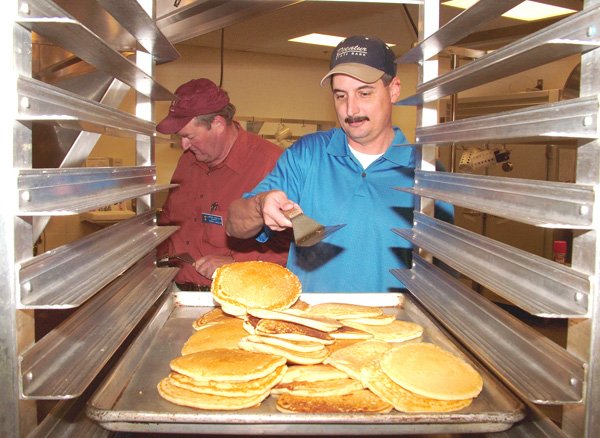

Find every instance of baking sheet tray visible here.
[87,292,525,435]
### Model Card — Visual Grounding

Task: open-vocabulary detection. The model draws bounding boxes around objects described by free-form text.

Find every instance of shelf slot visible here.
[397,0,521,63]
[17,0,174,101]
[17,76,156,138]
[18,211,178,308]
[397,170,595,228]
[392,254,585,404]
[19,254,178,399]
[17,166,175,215]
[95,0,179,64]
[394,212,590,317]
[398,5,600,106]
[415,95,599,145]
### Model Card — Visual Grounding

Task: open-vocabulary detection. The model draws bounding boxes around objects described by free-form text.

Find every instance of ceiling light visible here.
[289,33,346,47]
[442,0,576,21]
[289,33,395,48]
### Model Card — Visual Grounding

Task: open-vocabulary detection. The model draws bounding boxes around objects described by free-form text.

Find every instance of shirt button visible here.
[361,172,367,177]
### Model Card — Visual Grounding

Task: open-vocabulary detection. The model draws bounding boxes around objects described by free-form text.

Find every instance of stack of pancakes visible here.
[157,261,483,414]
[157,348,287,410]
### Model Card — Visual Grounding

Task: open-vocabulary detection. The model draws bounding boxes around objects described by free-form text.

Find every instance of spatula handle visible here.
[282,207,302,220]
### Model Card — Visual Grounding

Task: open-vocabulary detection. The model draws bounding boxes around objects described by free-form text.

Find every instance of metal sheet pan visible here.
[87,292,525,435]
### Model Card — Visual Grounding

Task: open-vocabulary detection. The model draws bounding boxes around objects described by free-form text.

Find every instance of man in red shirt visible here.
[156,78,289,290]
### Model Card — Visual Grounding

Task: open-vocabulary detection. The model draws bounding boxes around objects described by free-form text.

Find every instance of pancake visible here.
[329,325,373,340]
[342,319,423,343]
[239,336,329,365]
[272,378,364,397]
[276,389,392,414]
[326,338,364,353]
[343,313,397,325]
[306,303,383,320]
[170,348,286,383]
[168,363,286,397]
[157,377,270,410]
[361,360,473,413]
[192,307,231,329]
[254,318,334,343]
[324,340,392,382]
[247,308,342,332]
[280,364,350,384]
[211,261,301,316]
[379,343,483,401]
[181,318,247,355]
[244,334,326,353]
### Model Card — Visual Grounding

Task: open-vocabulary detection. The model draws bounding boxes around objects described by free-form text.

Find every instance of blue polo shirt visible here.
[245,126,417,292]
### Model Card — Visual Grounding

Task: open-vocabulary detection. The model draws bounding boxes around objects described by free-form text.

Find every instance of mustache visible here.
[345,115,369,124]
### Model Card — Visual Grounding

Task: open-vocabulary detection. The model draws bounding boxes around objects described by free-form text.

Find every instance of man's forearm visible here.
[226,195,265,238]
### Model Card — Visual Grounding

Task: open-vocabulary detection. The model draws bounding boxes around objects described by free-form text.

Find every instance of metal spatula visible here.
[283,207,346,247]
[157,253,195,267]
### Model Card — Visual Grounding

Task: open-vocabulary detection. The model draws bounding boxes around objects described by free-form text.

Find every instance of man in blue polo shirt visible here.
[227,35,444,292]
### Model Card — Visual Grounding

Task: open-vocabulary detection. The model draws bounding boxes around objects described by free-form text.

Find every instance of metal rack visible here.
[395,0,600,436]
[2,0,179,435]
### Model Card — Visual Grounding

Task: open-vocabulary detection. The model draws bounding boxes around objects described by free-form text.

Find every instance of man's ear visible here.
[211,115,226,132]
[389,76,402,104]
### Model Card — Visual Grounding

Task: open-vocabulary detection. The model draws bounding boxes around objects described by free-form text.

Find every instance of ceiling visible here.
[155,0,583,63]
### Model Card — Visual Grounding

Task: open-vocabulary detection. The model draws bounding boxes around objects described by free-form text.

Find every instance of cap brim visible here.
[156,114,194,134]
[320,63,384,87]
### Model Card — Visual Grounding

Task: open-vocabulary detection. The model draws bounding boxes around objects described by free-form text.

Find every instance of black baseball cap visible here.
[320,35,397,87]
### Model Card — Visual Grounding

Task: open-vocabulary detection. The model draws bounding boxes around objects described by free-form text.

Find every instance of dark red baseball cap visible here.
[156,78,230,134]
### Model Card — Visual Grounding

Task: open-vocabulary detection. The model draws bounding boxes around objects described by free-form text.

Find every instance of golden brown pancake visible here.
[276,389,392,414]
[243,334,326,353]
[342,319,423,343]
[239,336,329,365]
[324,340,392,382]
[211,261,301,316]
[192,307,231,329]
[306,303,383,320]
[157,377,270,410]
[280,364,350,384]
[254,318,334,343]
[168,363,286,397]
[247,308,342,332]
[379,343,483,401]
[170,348,287,383]
[361,360,473,413]
[343,313,397,325]
[181,318,247,355]
[329,325,373,340]
[272,378,364,397]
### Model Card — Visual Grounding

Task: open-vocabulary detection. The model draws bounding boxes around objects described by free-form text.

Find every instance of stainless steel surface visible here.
[17,166,174,214]
[19,254,178,399]
[17,0,174,100]
[284,207,346,247]
[18,211,178,308]
[397,0,520,63]
[393,255,585,404]
[398,4,600,106]
[399,170,594,229]
[415,95,598,145]
[395,212,590,318]
[87,292,524,435]
[18,76,156,138]
[95,0,179,64]
[156,0,301,45]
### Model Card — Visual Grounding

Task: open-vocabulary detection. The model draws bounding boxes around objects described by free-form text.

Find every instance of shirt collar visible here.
[327,127,414,166]
[216,121,248,174]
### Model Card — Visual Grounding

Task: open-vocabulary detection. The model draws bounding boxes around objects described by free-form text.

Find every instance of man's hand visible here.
[193,254,234,279]
[258,190,299,231]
